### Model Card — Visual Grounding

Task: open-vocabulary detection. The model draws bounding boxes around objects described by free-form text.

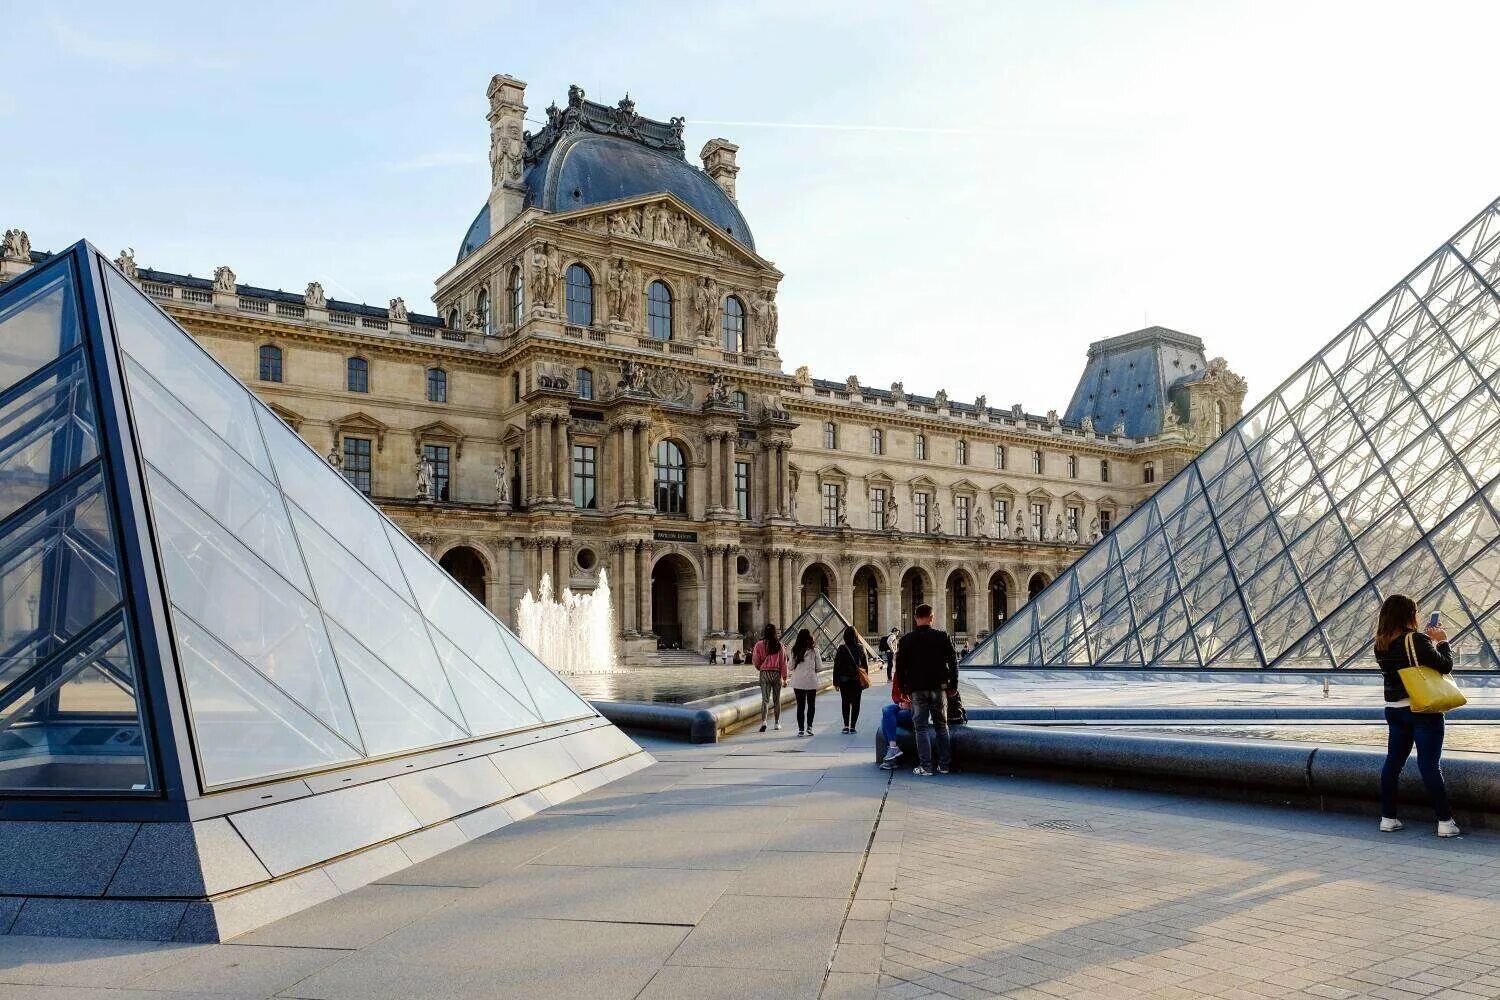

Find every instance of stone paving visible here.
[8,681,1500,998]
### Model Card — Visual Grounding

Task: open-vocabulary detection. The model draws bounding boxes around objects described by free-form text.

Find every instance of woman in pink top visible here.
[751,623,789,733]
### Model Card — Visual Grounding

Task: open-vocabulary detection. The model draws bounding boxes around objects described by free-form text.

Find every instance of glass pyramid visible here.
[783,594,878,662]
[0,244,595,796]
[968,198,1500,672]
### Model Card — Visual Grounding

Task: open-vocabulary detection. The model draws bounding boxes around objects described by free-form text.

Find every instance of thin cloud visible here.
[694,119,993,135]
[385,151,482,172]
[50,18,236,71]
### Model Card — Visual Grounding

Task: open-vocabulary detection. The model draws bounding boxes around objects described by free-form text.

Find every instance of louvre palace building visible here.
[0,75,1246,664]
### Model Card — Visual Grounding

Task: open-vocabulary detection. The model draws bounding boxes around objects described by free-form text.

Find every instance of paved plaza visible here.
[5,682,1500,999]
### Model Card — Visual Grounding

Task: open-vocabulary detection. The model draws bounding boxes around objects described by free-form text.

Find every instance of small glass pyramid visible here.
[783,594,878,661]
[967,198,1500,671]
[0,244,596,796]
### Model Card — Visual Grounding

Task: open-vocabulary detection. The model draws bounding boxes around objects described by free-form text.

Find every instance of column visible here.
[527,419,540,504]
[706,434,720,512]
[723,547,737,635]
[555,540,571,590]
[766,551,781,629]
[704,545,720,636]
[722,437,734,515]
[619,542,638,634]
[638,544,655,636]
[637,422,652,506]
[553,416,568,503]
[527,539,542,593]
[774,446,787,517]
[782,551,797,623]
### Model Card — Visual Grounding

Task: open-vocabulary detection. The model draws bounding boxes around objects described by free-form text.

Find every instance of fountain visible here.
[517,571,618,674]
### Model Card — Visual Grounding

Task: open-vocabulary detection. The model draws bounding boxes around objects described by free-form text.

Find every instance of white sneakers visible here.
[882,745,902,763]
[773,722,781,731]
[1379,816,1462,837]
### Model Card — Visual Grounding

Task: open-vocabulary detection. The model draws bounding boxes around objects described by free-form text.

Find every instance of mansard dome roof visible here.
[457,87,754,263]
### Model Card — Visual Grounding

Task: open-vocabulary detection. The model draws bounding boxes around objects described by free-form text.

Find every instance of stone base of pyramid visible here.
[0,719,651,942]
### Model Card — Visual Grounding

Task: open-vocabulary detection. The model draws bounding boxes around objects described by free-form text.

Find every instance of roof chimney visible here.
[487,74,528,231]
[700,139,740,201]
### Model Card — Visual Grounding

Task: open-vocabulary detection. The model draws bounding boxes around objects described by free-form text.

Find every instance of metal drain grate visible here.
[1027,818,1093,832]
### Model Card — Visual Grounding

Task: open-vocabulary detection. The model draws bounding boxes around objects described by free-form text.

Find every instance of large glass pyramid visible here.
[0,243,596,796]
[968,198,1500,672]
[783,594,879,662]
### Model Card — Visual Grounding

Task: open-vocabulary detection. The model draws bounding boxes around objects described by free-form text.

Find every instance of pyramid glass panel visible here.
[967,198,1500,672]
[782,593,877,662]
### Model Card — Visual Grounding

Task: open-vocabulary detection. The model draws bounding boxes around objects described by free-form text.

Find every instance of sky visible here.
[5,0,1500,414]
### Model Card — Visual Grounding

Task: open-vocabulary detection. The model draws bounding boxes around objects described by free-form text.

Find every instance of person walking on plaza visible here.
[879,675,914,769]
[894,603,956,775]
[833,626,870,734]
[751,623,788,733]
[789,628,820,736]
[1374,594,1460,837]
[878,628,897,681]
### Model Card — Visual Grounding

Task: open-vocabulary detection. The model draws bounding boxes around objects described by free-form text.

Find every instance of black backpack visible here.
[946,688,968,726]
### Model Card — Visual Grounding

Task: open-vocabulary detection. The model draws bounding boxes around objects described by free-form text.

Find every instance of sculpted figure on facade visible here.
[416,455,435,501]
[845,375,860,396]
[1016,514,1028,541]
[495,461,510,507]
[836,492,849,527]
[974,508,986,537]
[114,248,138,281]
[1052,515,1064,542]
[1089,516,1101,543]
[694,276,719,341]
[530,242,559,311]
[1112,418,1127,436]
[930,501,942,535]
[974,394,987,413]
[934,389,949,409]
[1080,414,1094,433]
[1046,409,1060,428]
[2,229,31,261]
[793,365,811,389]
[606,257,631,322]
[212,266,236,294]
[618,359,648,394]
[751,291,778,349]
[885,494,899,531]
[325,447,342,470]
[304,281,326,309]
[890,382,905,404]
[388,297,408,323]
[788,469,799,522]
[707,371,732,405]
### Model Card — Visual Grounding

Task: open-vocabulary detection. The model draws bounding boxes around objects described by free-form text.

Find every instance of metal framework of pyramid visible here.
[967,199,1500,672]
[783,593,879,662]
[0,244,648,941]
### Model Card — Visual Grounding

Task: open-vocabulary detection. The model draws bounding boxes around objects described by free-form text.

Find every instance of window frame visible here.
[722,294,746,353]
[822,482,841,528]
[915,433,927,461]
[576,367,594,401]
[257,344,282,383]
[734,460,750,518]
[955,495,970,536]
[426,367,448,403]
[914,491,931,533]
[653,439,688,514]
[1067,454,1078,479]
[345,355,368,394]
[571,443,598,510]
[870,486,887,531]
[870,427,884,455]
[956,439,968,466]
[476,287,491,336]
[565,263,594,327]
[1031,449,1044,475]
[342,435,372,495]
[1144,461,1156,484]
[1100,459,1110,483]
[422,442,452,501]
[508,265,524,329]
[995,444,1006,470]
[647,280,673,341]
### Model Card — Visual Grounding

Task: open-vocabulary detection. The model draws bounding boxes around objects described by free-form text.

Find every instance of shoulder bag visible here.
[1399,632,1466,714]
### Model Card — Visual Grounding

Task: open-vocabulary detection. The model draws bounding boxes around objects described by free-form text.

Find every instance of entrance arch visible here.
[899,566,932,629]
[852,565,882,635]
[1027,571,1051,602]
[439,546,487,605]
[800,562,834,610]
[987,570,1014,631]
[945,569,973,638]
[651,553,700,650]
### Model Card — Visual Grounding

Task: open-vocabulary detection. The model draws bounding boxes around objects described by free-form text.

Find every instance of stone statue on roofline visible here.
[389,297,408,323]
[885,494,898,531]
[304,282,326,309]
[213,266,236,294]
[1016,513,1028,540]
[114,248,138,281]
[416,455,435,501]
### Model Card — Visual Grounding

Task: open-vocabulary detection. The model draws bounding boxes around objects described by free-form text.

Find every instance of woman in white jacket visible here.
[789,628,820,736]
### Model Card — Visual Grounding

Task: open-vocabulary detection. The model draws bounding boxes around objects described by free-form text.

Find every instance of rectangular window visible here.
[824,423,838,449]
[915,491,930,533]
[511,371,521,404]
[423,444,451,501]
[1066,505,1080,537]
[1144,462,1156,484]
[870,487,887,531]
[571,444,597,510]
[916,434,927,460]
[1100,459,1110,483]
[1067,455,1078,478]
[1100,509,1113,534]
[735,460,750,519]
[822,482,841,527]
[342,436,371,496]
[996,444,1006,470]
[994,498,1008,534]
[1030,502,1045,539]
[1032,450,1044,475]
[955,495,970,537]
[871,428,883,455]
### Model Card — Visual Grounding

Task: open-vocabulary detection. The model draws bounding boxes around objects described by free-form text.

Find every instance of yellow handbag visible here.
[1398,632,1466,714]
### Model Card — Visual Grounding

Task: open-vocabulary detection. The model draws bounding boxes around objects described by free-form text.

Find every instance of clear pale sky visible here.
[5,1,1500,414]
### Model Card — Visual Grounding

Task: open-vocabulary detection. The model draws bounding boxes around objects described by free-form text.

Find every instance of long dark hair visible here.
[761,622,781,655]
[842,626,862,655]
[792,628,815,662]
[1375,593,1419,653]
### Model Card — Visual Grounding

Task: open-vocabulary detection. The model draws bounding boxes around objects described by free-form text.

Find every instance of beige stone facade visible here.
[0,77,1246,664]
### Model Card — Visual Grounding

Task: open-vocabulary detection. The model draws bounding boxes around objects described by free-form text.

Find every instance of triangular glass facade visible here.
[0,245,596,796]
[783,594,878,661]
[968,198,1500,672]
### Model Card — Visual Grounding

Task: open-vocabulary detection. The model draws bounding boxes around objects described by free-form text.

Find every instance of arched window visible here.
[915,433,927,460]
[823,422,838,449]
[576,367,594,401]
[565,264,593,326]
[722,295,746,353]
[654,440,687,514]
[1031,449,1044,475]
[1067,454,1078,479]
[1100,459,1110,483]
[426,367,447,403]
[956,439,968,465]
[733,390,748,414]
[346,356,368,393]
[1214,399,1227,437]
[871,428,884,455]
[446,308,460,330]
[476,288,491,336]
[1144,461,1156,484]
[647,280,672,340]
[508,266,524,329]
[258,345,282,383]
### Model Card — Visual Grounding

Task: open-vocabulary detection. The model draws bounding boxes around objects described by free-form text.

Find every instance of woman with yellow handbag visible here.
[1373,594,1464,838]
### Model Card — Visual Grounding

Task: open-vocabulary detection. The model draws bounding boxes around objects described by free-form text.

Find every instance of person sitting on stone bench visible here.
[879,675,914,770]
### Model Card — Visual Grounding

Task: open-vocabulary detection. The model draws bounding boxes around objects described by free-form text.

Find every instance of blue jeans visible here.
[881,703,912,745]
[883,652,893,680]
[910,689,950,770]
[1381,706,1451,821]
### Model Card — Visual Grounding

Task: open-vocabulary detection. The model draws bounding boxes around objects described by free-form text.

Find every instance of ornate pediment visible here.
[554,195,765,267]
[950,478,981,494]
[1026,487,1055,501]
[907,474,938,491]
[989,484,1017,500]
[264,402,305,432]
[333,410,390,451]
[413,419,466,457]
[816,464,851,483]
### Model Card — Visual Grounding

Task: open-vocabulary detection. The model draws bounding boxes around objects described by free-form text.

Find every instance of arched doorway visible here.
[946,569,971,638]
[899,567,931,629]
[800,563,833,610]
[651,554,699,650]
[987,570,1013,631]
[439,546,487,605]
[852,565,882,635]
[1027,571,1051,602]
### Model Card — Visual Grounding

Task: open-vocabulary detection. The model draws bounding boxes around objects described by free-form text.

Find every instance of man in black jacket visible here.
[894,604,956,775]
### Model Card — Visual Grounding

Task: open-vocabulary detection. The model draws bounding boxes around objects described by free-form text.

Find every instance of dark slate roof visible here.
[457,86,753,264]
[806,378,1063,430]
[1063,326,1208,438]
[132,265,443,328]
